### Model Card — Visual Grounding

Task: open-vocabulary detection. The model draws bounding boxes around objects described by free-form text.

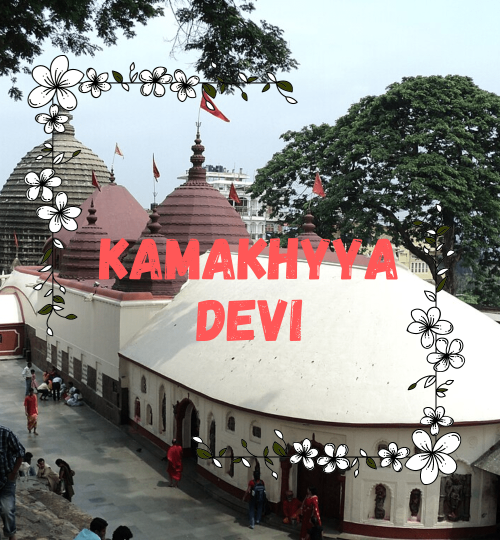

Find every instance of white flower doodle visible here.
[317,444,350,473]
[139,67,173,97]
[170,70,200,101]
[28,55,83,110]
[405,429,460,485]
[290,439,318,470]
[35,104,68,134]
[407,307,453,349]
[36,192,82,233]
[426,338,465,372]
[79,68,111,98]
[378,443,410,472]
[25,169,62,201]
[420,406,454,436]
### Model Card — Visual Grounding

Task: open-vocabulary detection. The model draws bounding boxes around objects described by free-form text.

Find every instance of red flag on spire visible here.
[153,155,160,181]
[228,183,241,204]
[92,171,101,192]
[115,143,124,158]
[200,91,230,122]
[313,172,326,198]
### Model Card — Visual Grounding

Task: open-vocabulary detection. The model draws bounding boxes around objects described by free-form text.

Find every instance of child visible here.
[30,369,38,391]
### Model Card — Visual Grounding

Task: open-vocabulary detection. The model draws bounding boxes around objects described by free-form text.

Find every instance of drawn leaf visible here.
[121,83,129,92]
[424,291,436,302]
[262,83,270,92]
[264,446,269,457]
[265,457,274,465]
[242,458,251,467]
[53,295,65,304]
[59,285,66,293]
[112,70,124,83]
[238,72,248,82]
[72,150,81,157]
[38,304,53,315]
[241,92,248,101]
[425,237,435,244]
[241,439,247,448]
[359,449,367,457]
[273,442,286,456]
[42,148,52,153]
[202,83,217,99]
[272,471,278,479]
[354,469,359,477]
[47,327,53,336]
[424,375,436,388]
[213,458,222,468]
[437,268,447,275]
[39,265,52,273]
[130,62,135,71]
[219,448,227,457]
[220,83,226,94]
[65,314,77,320]
[44,289,52,297]
[413,220,423,226]
[52,305,63,311]
[233,457,242,463]
[197,448,212,460]
[36,156,43,160]
[53,239,64,249]
[267,72,277,82]
[53,153,64,164]
[366,457,377,470]
[437,276,447,292]
[33,284,43,291]
[192,436,203,443]
[277,80,293,92]
[131,73,138,83]
[42,248,52,263]
[274,429,283,439]
[408,383,417,390]
[437,226,450,235]
[247,76,258,83]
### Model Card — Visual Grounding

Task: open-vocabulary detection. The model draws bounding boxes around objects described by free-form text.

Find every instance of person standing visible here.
[166,439,183,488]
[243,470,266,529]
[52,373,62,401]
[30,369,38,392]
[55,458,75,502]
[300,487,321,540]
[21,362,32,396]
[23,388,38,435]
[0,425,26,540]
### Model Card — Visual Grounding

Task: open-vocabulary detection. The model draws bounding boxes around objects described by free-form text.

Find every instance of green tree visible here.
[1,0,297,100]
[250,75,500,296]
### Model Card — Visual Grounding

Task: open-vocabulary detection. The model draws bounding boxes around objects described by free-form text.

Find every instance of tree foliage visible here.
[250,75,500,297]
[1,0,297,100]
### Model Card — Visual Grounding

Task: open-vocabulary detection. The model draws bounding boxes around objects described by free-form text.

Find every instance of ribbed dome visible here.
[0,111,111,272]
[156,130,250,253]
[59,200,107,280]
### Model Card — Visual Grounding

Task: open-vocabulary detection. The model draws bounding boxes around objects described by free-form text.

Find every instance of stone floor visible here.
[1,359,305,540]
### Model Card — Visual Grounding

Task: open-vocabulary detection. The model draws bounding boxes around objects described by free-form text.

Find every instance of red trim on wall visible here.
[129,418,169,453]
[342,521,496,539]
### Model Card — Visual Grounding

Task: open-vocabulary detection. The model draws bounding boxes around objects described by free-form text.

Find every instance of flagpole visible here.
[111,143,116,173]
[153,154,157,207]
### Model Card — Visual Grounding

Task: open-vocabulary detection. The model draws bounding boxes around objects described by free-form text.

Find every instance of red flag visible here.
[13,231,18,248]
[115,143,124,157]
[92,170,101,192]
[228,183,241,204]
[313,172,325,198]
[200,91,230,122]
[153,155,160,181]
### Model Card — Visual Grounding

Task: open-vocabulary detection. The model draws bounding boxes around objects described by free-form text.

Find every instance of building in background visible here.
[178,165,281,241]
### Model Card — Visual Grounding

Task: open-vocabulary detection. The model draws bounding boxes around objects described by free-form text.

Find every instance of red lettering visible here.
[227,300,255,341]
[165,240,199,279]
[332,239,362,279]
[268,238,298,279]
[290,300,302,341]
[258,300,287,341]
[202,239,235,279]
[130,239,162,279]
[365,239,398,279]
[237,239,267,279]
[196,300,225,341]
[301,239,330,279]
[99,238,129,279]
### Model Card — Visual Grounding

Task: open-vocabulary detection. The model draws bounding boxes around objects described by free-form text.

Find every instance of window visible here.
[134,397,141,422]
[409,489,421,521]
[141,375,147,393]
[377,442,388,466]
[147,404,153,425]
[227,416,235,431]
[252,425,261,438]
[209,419,216,456]
[226,446,235,477]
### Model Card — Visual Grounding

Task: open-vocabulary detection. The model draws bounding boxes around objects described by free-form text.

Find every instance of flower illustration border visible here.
[24,55,462,487]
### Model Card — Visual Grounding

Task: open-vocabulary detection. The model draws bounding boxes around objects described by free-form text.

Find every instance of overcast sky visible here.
[1,0,500,209]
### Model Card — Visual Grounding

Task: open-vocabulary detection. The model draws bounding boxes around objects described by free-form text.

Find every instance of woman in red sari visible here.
[300,487,321,540]
[24,387,38,435]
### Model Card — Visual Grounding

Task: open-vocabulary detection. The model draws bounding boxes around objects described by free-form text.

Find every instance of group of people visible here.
[37,457,76,502]
[74,517,133,540]
[244,472,323,540]
[21,362,84,435]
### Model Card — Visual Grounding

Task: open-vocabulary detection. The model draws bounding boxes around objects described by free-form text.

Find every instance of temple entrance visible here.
[174,398,200,458]
[296,441,345,531]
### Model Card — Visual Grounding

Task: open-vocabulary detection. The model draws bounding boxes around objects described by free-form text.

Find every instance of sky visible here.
[2,0,500,209]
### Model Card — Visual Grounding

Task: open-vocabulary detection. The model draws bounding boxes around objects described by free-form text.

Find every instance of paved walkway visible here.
[2,359,299,540]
